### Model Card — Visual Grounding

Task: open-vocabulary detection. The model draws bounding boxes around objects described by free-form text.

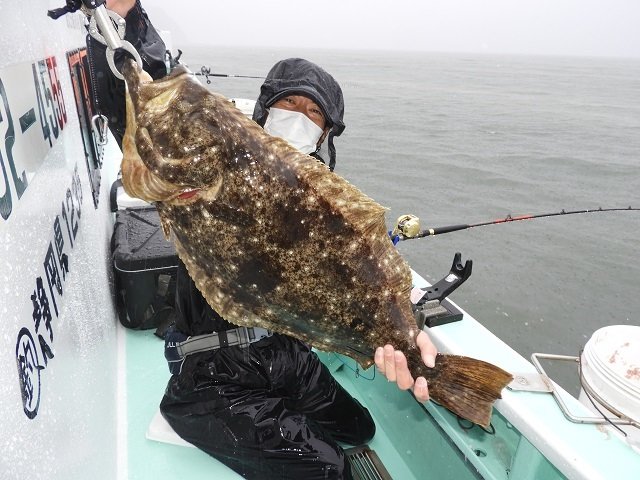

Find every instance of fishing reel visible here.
[391,214,421,239]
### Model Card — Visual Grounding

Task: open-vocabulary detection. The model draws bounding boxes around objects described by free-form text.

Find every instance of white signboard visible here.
[1,56,68,222]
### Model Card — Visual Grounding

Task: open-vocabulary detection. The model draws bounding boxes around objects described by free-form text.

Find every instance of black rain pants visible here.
[160,333,376,479]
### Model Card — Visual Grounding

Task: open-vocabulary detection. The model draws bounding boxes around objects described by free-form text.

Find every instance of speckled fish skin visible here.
[122,61,417,367]
[121,61,513,427]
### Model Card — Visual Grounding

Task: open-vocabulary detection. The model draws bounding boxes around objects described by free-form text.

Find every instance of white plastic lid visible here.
[581,325,640,422]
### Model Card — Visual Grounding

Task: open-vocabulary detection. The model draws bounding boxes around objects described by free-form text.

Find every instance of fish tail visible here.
[122,59,142,105]
[408,351,513,427]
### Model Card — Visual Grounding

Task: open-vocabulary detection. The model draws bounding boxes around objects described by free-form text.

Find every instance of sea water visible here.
[182,46,640,393]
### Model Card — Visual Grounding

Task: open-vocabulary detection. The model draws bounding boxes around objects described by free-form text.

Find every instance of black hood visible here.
[252,58,345,171]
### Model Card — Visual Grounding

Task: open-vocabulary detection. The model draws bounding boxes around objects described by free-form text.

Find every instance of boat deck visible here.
[121,328,239,479]
[119,284,640,480]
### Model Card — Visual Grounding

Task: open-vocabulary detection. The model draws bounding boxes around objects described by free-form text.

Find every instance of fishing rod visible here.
[392,207,640,242]
[194,66,265,84]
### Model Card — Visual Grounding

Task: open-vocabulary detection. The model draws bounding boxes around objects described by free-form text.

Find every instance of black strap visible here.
[218,330,229,348]
[327,131,337,171]
[154,308,177,339]
[110,177,122,212]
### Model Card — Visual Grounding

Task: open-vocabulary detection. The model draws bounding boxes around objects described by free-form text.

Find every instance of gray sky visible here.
[143,0,640,59]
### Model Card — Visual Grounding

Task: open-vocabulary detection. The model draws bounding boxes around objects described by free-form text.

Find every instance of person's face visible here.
[271,95,327,130]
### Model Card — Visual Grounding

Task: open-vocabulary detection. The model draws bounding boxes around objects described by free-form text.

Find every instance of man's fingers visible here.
[383,345,396,382]
[413,377,430,402]
[416,330,437,368]
[373,336,435,401]
[374,347,385,374]
[375,342,431,398]
[394,351,414,390]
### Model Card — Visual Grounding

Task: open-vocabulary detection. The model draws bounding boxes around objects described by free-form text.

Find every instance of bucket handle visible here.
[529,353,639,430]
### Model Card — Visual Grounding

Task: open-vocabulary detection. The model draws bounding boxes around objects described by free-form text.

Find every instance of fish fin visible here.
[415,353,513,427]
[296,159,388,235]
[297,161,414,298]
[158,212,172,239]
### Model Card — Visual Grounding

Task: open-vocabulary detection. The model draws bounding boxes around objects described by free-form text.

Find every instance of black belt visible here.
[165,326,273,375]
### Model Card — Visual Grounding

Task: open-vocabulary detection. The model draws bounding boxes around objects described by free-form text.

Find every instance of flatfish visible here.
[121,60,513,427]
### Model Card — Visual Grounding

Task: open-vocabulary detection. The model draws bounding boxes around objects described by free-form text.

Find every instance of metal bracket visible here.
[510,353,640,428]
[88,7,126,45]
[412,252,472,306]
[91,114,108,146]
[413,297,464,329]
[411,253,470,329]
[508,372,553,393]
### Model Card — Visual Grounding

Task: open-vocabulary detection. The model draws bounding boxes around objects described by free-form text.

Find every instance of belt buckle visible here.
[247,327,272,343]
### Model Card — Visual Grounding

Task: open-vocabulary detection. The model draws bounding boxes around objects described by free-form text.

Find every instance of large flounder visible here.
[121,60,512,427]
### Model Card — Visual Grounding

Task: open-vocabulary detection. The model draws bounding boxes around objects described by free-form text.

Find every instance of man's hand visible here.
[374,330,437,402]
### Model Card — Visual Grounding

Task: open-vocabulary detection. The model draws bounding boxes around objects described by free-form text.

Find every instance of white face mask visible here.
[263,107,324,155]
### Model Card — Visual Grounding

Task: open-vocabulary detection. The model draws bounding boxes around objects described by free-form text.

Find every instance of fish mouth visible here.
[167,188,201,204]
[177,188,200,200]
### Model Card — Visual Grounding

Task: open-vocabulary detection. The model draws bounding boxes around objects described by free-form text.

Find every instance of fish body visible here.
[121,61,513,427]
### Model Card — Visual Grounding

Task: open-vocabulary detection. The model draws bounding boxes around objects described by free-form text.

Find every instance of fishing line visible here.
[456,416,496,435]
[330,353,376,381]
[577,349,628,437]
[395,206,639,242]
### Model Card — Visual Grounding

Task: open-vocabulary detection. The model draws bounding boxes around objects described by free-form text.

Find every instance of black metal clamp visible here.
[413,252,472,329]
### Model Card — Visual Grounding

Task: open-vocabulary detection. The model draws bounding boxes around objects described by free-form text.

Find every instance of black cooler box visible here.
[112,207,178,330]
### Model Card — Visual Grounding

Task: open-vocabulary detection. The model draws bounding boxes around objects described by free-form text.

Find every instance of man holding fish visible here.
[95,1,441,478]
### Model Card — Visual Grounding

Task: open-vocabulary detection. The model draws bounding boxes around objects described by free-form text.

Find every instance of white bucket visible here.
[579,325,640,437]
